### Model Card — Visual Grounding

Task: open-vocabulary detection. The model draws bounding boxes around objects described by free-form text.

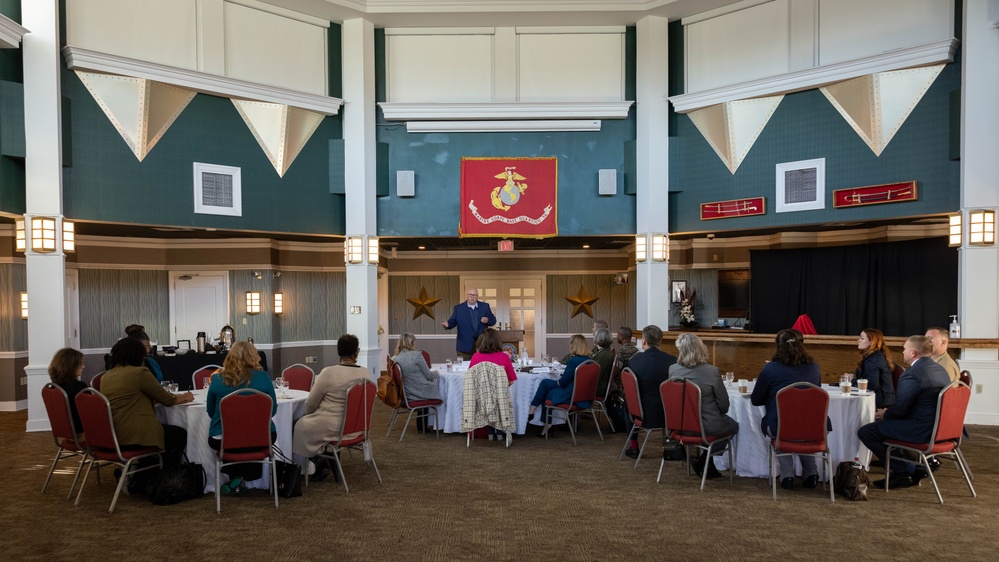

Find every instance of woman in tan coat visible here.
[292,334,368,476]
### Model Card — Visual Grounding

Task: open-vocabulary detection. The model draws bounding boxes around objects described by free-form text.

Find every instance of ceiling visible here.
[260,0,748,27]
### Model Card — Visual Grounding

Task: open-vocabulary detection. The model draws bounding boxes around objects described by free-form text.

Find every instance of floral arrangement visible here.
[678,288,698,328]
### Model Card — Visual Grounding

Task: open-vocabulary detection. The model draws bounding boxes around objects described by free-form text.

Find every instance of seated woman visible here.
[125,325,164,383]
[614,326,640,371]
[205,341,277,494]
[590,328,615,397]
[48,347,88,436]
[293,334,367,479]
[855,328,896,409]
[468,328,517,440]
[526,334,590,437]
[100,338,194,489]
[392,332,440,433]
[750,329,822,490]
[668,333,739,478]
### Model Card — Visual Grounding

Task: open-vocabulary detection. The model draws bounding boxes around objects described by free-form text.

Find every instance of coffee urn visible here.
[196,332,207,353]
[219,324,235,350]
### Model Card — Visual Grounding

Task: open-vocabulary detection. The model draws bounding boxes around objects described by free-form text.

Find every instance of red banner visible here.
[460,157,558,238]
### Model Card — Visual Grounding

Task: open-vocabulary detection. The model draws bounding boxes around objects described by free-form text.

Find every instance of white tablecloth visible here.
[713,384,875,478]
[157,388,309,493]
[428,364,565,434]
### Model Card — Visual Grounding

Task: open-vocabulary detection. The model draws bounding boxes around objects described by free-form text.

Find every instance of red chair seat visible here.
[328,434,365,448]
[771,439,827,454]
[407,398,443,407]
[221,448,272,462]
[60,438,87,452]
[91,446,161,461]
[544,400,582,412]
[670,431,734,445]
[885,438,957,454]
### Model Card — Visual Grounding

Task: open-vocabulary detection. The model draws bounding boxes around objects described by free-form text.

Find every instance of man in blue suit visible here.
[622,324,676,459]
[858,335,952,489]
[441,288,496,360]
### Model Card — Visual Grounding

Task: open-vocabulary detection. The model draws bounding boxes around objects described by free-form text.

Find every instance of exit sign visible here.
[498,240,514,252]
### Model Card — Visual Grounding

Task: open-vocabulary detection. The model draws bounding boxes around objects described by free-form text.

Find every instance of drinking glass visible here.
[274,377,289,399]
[445,359,453,372]
[725,372,735,385]
[168,382,179,393]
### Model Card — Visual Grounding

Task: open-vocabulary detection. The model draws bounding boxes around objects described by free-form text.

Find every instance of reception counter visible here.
[657,330,988,384]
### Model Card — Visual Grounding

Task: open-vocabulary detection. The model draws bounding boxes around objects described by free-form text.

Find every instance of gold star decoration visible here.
[406,287,441,320]
[564,285,599,319]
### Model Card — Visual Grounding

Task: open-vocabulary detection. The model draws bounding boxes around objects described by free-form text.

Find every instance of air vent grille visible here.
[776,158,825,213]
[193,162,242,217]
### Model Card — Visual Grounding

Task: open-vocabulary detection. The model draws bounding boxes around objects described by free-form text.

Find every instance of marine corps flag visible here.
[460,157,558,238]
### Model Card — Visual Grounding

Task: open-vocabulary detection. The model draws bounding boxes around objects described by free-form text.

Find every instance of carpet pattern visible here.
[1,405,995,561]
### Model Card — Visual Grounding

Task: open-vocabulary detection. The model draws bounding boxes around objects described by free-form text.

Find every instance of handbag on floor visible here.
[149,456,206,505]
[272,447,302,498]
[662,439,686,461]
[834,460,870,501]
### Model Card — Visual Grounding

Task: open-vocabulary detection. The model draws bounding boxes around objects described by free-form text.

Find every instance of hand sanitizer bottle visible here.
[949,315,961,339]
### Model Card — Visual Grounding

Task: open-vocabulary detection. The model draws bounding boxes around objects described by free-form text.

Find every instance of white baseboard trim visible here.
[0,399,27,412]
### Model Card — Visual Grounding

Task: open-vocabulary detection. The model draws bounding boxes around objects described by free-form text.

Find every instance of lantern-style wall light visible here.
[246,291,261,314]
[274,292,283,315]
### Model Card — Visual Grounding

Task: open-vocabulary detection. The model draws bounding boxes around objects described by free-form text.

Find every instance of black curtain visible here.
[750,238,958,336]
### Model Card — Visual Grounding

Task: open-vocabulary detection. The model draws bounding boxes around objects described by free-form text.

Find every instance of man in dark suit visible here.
[441,288,496,360]
[858,335,952,489]
[623,324,676,459]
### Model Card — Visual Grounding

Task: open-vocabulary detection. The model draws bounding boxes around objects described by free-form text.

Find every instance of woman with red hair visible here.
[855,328,895,409]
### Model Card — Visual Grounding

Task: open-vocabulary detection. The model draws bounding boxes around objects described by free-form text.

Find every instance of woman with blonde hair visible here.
[205,341,277,493]
[527,334,591,436]
[392,332,440,433]
[668,333,739,478]
[854,328,895,408]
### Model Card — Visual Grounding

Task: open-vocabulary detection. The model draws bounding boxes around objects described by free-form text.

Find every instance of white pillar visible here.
[634,16,671,329]
[958,0,999,425]
[22,0,68,431]
[342,19,380,380]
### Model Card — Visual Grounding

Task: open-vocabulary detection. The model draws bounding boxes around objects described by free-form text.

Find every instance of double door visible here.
[464,277,545,358]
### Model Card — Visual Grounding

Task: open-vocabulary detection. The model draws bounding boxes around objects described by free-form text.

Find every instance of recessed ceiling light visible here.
[418,246,426,250]
[582,244,590,249]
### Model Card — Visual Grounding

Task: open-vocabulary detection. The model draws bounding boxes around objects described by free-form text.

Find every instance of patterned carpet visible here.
[1,406,995,561]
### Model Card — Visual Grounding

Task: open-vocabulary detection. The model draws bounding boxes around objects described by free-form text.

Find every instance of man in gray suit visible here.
[858,335,952,489]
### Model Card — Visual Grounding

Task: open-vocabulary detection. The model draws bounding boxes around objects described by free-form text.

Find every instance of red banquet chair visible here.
[193,365,222,390]
[41,383,91,498]
[770,382,834,502]
[884,382,976,504]
[386,364,442,442]
[307,379,383,492]
[592,361,620,433]
[89,370,107,391]
[215,389,279,512]
[543,360,603,445]
[421,350,432,368]
[618,368,663,468]
[659,378,737,490]
[891,364,904,391]
[74,389,163,513]
[282,363,315,391]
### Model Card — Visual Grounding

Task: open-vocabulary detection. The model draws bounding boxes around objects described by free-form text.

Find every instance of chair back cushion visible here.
[891,364,904,391]
[775,383,829,447]
[282,364,315,391]
[959,370,972,388]
[570,360,600,404]
[662,379,704,438]
[193,365,222,390]
[75,389,119,452]
[392,363,410,408]
[42,383,79,444]
[340,380,377,439]
[219,389,274,451]
[621,368,643,421]
[421,350,432,368]
[934,382,971,444]
[90,371,105,391]
[601,362,621,401]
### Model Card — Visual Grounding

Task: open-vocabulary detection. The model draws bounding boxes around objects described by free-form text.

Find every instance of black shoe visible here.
[874,473,916,490]
[927,458,942,472]
[625,447,640,459]
[780,477,794,490]
[703,459,723,480]
[869,457,886,469]
[803,475,819,489]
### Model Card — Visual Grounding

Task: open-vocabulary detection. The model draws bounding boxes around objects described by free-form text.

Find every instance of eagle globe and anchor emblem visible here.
[468,166,553,226]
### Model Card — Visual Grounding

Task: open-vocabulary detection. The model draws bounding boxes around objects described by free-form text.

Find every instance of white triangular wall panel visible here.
[875,65,944,150]
[688,96,783,174]
[232,99,325,177]
[75,71,195,161]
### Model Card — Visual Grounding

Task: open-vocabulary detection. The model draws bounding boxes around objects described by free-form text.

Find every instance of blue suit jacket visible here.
[443,301,496,353]
[627,347,677,429]
[878,357,951,443]
[750,361,821,437]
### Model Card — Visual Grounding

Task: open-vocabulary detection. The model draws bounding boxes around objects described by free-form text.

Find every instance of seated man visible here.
[857,335,951,489]
[622,325,676,459]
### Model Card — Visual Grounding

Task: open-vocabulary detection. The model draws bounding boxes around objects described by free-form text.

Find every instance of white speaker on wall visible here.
[598,169,617,196]
[397,170,415,197]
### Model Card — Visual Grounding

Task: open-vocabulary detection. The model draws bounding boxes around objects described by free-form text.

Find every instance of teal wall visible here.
[79,269,170,348]
[0,0,24,214]
[668,59,961,234]
[375,28,639,237]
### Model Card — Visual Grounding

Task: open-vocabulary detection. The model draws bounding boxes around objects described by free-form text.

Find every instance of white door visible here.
[64,270,80,349]
[464,277,545,359]
[170,272,228,346]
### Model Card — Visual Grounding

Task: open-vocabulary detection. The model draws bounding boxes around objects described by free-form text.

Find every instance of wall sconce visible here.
[274,292,283,315]
[949,213,962,247]
[635,234,648,263]
[344,237,363,264]
[62,221,75,252]
[368,236,379,264]
[15,219,25,252]
[651,233,668,262]
[20,292,27,319]
[31,217,57,252]
[246,291,261,314]
[969,210,995,245]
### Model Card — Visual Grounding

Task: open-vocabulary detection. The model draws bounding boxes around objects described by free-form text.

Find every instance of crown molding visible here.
[379,101,633,121]
[407,120,601,132]
[669,39,959,114]
[63,46,343,115]
[0,14,28,49]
